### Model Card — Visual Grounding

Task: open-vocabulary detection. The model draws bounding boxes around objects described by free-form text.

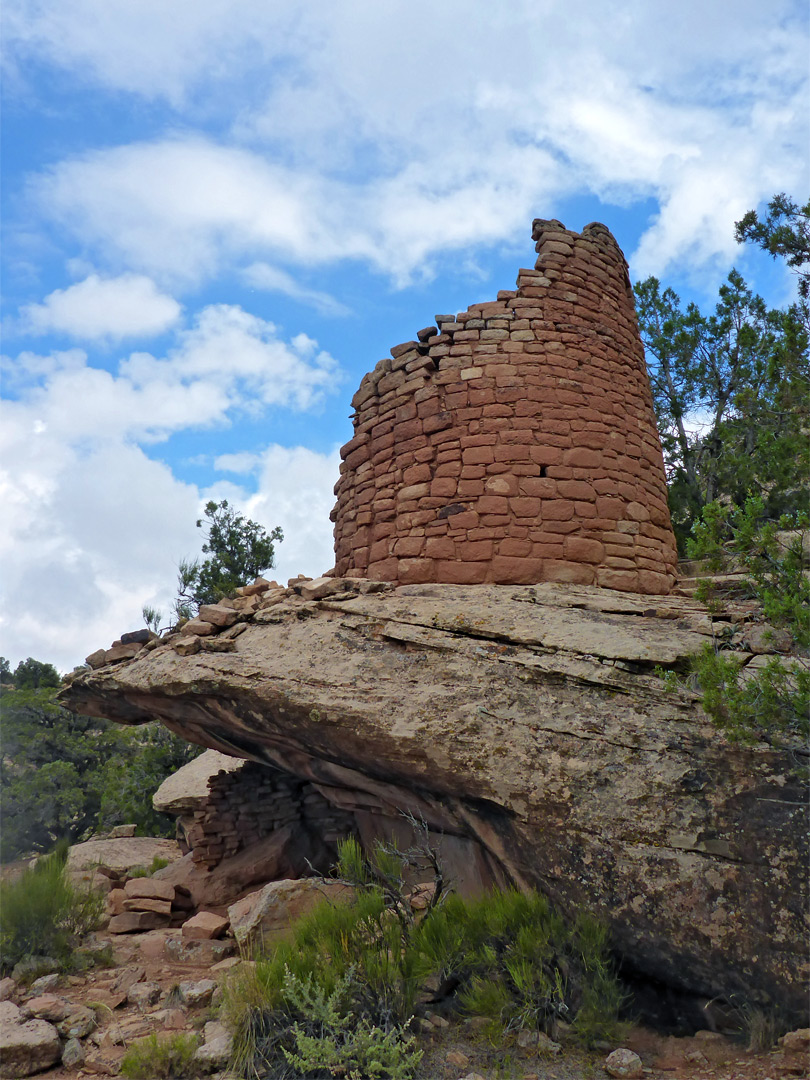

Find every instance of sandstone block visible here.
[181,912,229,940]
[104,643,142,663]
[0,1014,61,1078]
[228,880,352,952]
[197,604,239,628]
[180,619,215,636]
[124,878,175,902]
[109,911,171,933]
[122,897,173,915]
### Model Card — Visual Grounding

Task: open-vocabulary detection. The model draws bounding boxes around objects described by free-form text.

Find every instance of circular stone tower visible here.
[331,219,678,595]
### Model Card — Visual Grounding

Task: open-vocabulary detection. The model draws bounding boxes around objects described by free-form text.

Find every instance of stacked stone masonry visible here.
[184,761,356,871]
[332,219,678,594]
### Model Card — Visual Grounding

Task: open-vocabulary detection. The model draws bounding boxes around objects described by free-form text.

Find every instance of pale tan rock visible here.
[62,581,809,1023]
[181,619,214,636]
[85,648,108,669]
[0,1007,61,1078]
[228,879,352,951]
[67,837,181,890]
[109,824,137,838]
[104,642,142,663]
[153,750,245,815]
[122,897,173,915]
[298,576,355,601]
[124,878,175,902]
[173,635,201,655]
[198,604,239,628]
[181,911,229,940]
[604,1048,644,1078]
[782,1027,810,1053]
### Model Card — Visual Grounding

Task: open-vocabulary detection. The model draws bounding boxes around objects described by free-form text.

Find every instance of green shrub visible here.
[224,836,625,1077]
[120,1032,200,1079]
[0,841,104,973]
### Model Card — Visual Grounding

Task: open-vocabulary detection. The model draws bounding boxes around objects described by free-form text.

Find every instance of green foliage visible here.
[734,193,810,300]
[0,679,201,861]
[0,841,104,973]
[224,835,624,1077]
[280,968,423,1080]
[683,498,809,747]
[173,499,283,617]
[8,657,60,689]
[120,1032,200,1079]
[635,268,809,549]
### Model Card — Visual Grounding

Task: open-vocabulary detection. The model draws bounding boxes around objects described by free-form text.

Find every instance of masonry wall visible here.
[183,762,356,870]
[332,219,678,595]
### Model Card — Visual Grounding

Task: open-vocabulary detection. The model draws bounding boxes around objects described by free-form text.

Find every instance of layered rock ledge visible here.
[62,581,808,1022]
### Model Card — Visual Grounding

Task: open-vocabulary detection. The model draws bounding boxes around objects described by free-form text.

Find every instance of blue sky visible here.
[2,0,808,671]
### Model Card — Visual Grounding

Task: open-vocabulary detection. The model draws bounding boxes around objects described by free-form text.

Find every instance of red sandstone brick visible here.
[489,555,545,584]
[430,477,458,497]
[443,510,478,530]
[393,536,426,558]
[543,560,596,585]
[397,558,436,584]
[564,536,605,564]
[458,479,485,497]
[458,539,493,561]
[463,446,495,465]
[435,560,489,584]
[556,480,595,500]
[498,538,533,557]
[510,497,542,518]
[475,495,508,514]
[425,537,456,559]
[402,463,431,485]
[540,499,575,520]
[366,558,399,581]
[563,447,601,468]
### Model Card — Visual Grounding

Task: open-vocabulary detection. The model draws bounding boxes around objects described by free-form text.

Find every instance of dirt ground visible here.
[21,930,809,1080]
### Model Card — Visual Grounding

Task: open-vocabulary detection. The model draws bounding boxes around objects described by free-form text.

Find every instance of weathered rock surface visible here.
[227,878,353,951]
[62,581,809,1021]
[152,749,245,813]
[66,837,182,889]
[0,1001,62,1078]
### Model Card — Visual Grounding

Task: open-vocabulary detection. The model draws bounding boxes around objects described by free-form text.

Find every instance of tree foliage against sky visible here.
[636,195,809,549]
[174,499,283,619]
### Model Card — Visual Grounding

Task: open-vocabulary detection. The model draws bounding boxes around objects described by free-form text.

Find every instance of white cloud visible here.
[242,263,350,316]
[0,312,342,670]
[19,0,807,287]
[18,273,181,340]
[210,444,341,586]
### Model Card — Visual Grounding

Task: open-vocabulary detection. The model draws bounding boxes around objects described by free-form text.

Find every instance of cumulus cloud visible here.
[209,444,341,585]
[0,311,342,669]
[18,273,182,340]
[19,0,808,286]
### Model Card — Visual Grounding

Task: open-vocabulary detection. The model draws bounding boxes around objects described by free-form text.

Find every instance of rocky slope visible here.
[62,579,808,1024]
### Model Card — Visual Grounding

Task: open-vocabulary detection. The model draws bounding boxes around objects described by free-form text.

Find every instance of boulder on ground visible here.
[604,1048,644,1078]
[228,879,353,951]
[0,1001,61,1079]
[67,837,182,889]
[62,581,810,1022]
[182,912,229,940]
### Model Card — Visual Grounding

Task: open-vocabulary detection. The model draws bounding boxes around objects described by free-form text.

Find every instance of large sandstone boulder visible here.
[152,749,245,814]
[228,879,353,952]
[62,581,808,1023]
[66,837,183,889]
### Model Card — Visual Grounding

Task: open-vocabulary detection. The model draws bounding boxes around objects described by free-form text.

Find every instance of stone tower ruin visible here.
[332,219,678,594]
